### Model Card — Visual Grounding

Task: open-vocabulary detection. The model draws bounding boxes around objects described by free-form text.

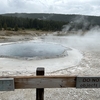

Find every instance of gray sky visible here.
[0,0,100,16]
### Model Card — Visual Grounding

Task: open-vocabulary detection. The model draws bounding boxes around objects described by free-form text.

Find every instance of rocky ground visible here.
[0,30,100,100]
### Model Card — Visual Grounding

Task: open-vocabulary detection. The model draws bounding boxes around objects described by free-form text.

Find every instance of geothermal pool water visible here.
[0,41,82,72]
[0,42,68,59]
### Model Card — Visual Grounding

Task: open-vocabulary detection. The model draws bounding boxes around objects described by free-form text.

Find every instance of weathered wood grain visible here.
[0,76,76,89]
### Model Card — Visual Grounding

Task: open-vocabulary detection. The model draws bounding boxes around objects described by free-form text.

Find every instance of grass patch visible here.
[0,30,52,36]
[5,31,31,36]
[0,36,6,39]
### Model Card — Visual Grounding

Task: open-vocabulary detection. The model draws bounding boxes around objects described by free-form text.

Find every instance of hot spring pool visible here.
[0,41,83,72]
[0,42,68,59]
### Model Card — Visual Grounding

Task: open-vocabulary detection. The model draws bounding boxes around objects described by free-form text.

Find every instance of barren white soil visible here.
[0,30,100,100]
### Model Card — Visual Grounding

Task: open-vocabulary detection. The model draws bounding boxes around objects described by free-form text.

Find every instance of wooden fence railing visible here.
[0,67,99,100]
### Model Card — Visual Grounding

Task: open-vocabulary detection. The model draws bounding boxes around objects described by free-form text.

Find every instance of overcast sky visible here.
[0,0,100,16]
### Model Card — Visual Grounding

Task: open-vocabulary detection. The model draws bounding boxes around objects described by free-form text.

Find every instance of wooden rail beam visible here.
[0,76,76,89]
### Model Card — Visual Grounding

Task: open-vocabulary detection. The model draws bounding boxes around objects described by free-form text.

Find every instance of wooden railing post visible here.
[36,67,45,100]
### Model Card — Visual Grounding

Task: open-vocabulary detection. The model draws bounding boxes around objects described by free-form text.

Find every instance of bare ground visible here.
[0,31,100,100]
[0,30,50,43]
[0,50,100,100]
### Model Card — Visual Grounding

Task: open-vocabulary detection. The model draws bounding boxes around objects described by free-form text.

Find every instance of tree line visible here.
[0,15,67,31]
[0,15,98,32]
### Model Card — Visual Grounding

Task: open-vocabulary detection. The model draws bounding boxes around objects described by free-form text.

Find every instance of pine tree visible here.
[3,23,7,30]
[0,23,2,30]
[14,24,18,31]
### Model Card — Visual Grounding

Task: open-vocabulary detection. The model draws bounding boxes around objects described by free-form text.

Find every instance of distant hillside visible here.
[1,13,100,25]
[1,13,74,22]
[1,13,100,31]
[0,14,67,31]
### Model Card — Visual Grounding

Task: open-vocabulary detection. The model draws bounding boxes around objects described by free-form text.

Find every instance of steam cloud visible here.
[43,16,100,52]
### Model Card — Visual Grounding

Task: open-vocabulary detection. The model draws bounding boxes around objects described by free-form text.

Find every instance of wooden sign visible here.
[76,77,100,88]
[0,78,14,91]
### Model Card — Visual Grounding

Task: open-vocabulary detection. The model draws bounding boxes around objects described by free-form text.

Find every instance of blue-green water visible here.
[0,42,68,59]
